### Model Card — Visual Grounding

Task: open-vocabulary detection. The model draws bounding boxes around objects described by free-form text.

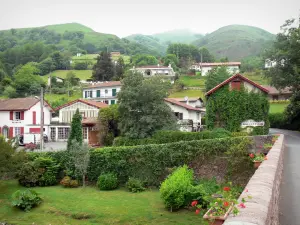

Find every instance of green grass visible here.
[169,89,204,98]
[111,55,131,64]
[179,75,206,87]
[42,70,93,81]
[44,91,82,103]
[243,72,270,85]
[0,180,205,225]
[269,103,288,113]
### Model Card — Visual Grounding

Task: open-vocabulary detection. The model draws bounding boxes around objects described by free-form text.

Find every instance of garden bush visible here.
[60,176,79,188]
[97,173,118,190]
[11,189,42,211]
[18,162,41,187]
[126,177,146,193]
[269,112,286,128]
[160,165,194,211]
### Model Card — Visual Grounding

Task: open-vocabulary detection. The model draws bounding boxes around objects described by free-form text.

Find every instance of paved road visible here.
[270,129,300,225]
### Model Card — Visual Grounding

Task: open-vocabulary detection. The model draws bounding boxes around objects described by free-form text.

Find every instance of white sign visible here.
[241,120,265,128]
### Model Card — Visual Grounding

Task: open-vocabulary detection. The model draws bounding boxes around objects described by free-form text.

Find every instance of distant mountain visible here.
[45,22,95,33]
[192,25,275,60]
[152,29,203,44]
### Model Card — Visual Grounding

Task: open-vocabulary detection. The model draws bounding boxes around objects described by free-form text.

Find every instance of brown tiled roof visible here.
[82,117,97,125]
[85,81,122,89]
[55,99,108,111]
[164,98,203,112]
[193,62,241,67]
[0,97,43,111]
[261,85,292,95]
[205,74,269,96]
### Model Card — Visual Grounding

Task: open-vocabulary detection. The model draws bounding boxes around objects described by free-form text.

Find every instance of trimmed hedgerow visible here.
[113,129,247,147]
[206,86,270,135]
[88,136,251,186]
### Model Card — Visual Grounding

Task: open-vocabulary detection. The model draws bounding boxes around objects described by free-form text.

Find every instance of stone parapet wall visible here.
[224,134,285,225]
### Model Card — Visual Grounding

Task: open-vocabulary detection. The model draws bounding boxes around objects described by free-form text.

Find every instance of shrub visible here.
[269,112,286,128]
[97,173,118,190]
[60,176,79,188]
[74,62,88,70]
[11,189,42,211]
[18,162,41,187]
[160,165,194,211]
[126,178,146,193]
[211,128,232,138]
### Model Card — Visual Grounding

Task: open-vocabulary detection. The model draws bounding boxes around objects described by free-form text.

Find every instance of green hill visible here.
[192,25,275,60]
[152,29,203,44]
[45,22,94,33]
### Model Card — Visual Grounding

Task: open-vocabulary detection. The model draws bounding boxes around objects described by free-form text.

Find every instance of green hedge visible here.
[269,113,286,129]
[89,136,251,186]
[113,129,248,147]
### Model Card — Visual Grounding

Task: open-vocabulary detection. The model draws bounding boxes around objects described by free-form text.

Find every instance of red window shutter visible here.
[231,81,241,91]
[10,111,13,120]
[21,127,24,134]
[21,111,24,120]
[33,111,36,125]
[0,127,1,134]
[9,127,13,138]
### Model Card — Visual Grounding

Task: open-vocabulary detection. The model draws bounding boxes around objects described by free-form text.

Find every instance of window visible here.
[15,112,21,120]
[174,112,183,120]
[58,127,70,139]
[97,90,100,97]
[104,100,109,104]
[112,89,117,96]
[82,127,88,140]
[111,100,115,105]
[50,127,56,141]
[85,91,93,98]
[15,127,21,136]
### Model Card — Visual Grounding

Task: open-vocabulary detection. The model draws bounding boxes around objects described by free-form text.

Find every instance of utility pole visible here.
[40,87,44,151]
[200,52,203,75]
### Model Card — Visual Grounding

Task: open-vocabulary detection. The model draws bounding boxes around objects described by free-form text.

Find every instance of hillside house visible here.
[82,81,122,105]
[52,99,108,145]
[164,98,205,132]
[130,64,176,83]
[261,85,292,100]
[169,97,204,108]
[47,76,64,86]
[110,52,121,57]
[191,62,241,76]
[0,97,53,139]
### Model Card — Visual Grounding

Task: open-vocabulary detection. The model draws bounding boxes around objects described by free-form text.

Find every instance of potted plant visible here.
[263,143,273,151]
[249,153,267,168]
[192,184,251,225]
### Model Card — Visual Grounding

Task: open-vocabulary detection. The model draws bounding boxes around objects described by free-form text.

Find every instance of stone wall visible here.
[224,134,285,225]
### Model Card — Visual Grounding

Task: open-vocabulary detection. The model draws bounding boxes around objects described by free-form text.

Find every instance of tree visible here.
[13,62,45,97]
[74,62,88,70]
[199,48,215,62]
[65,71,79,86]
[3,85,17,98]
[131,54,158,66]
[118,71,177,138]
[114,57,125,80]
[69,140,90,187]
[162,54,179,71]
[92,52,114,81]
[38,57,55,75]
[67,109,83,150]
[205,67,231,92]
[98,105,119,146]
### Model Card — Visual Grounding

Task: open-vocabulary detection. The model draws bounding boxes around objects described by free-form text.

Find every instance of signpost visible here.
[241,120,265,128]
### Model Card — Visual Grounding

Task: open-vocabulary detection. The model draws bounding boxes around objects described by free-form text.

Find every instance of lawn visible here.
[169,89,204,98]
[0,180,205,225]
[42,70,93,81]
[243,72,270,85]
[179,75,206,87]
[269,103,288,113]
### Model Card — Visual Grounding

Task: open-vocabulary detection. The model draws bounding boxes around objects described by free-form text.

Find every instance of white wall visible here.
[82,85,121,105]
[242,82,263,94]
[165,103,202,123]
[192,65,240,76]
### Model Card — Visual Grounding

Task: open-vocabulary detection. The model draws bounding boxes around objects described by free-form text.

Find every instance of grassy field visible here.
[0,180,205,225]
[42,70,93,81]
[243,72,270,85]
[269,103,288,113]
[169,89,204,98]
[179,75,206,87]
[44,92,82,103]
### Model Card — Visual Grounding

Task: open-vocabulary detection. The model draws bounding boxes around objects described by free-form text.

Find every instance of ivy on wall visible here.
[206,86,270,135]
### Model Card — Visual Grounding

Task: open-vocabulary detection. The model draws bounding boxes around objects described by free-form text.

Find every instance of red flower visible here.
[249,153,254,158]
[223,201,229,207]
[191,200,198,207]
[195,209,201,214]
[223,187,230,191]
[239,203,246,208]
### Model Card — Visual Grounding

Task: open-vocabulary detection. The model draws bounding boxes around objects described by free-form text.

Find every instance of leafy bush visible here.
[11,189,42,211]
[60,176,79,188]
[269,112,286,128]
[18,162,41,187]
[160,165,194,211]
[97,173,118,190]
[74,62,88,70]
[211,128,232,138]
[126,178,146,193]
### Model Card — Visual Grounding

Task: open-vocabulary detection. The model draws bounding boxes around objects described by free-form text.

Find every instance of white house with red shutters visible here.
[0,97,53,139]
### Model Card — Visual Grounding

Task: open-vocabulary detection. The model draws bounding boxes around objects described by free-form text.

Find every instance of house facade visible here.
[52,99,108,145]
[130,64,176,83]
[191,62,241,76]
[82,81,122,105]
[0,97,53,139]
[164,98,205,132]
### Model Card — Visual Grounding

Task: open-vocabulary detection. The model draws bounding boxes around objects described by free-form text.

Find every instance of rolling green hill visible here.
[152,29,203,44]
[45,23,94,33]
[192,25,275,60]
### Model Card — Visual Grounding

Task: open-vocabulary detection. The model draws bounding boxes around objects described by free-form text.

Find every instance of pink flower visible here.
[244,189,248,193]
[239,203,246,208]
[191,200,198,207]
[195,209,201,214]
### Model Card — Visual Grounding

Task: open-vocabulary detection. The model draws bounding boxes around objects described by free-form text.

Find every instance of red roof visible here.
[0,97,54,112]
[82,117,98,125]
[261,85,292,95]
[164,98,203,112]
[193,62,241,67]
[86,81,121,89]
[205,74,269,96]
[55,99,108,111]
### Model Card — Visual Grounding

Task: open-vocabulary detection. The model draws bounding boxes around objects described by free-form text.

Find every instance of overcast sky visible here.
[0,0,299,37]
